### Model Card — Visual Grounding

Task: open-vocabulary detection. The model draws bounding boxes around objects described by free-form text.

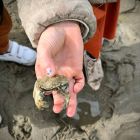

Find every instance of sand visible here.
[0,0,140,140]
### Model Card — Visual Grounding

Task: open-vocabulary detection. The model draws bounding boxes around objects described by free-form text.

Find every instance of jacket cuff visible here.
[18,0,96,48]
[89,0,117,4]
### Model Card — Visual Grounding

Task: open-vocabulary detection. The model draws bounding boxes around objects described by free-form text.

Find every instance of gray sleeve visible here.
[88,0,116,4]
[17,0,97,48]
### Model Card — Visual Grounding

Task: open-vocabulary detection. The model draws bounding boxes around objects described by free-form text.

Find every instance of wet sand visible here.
[0,1,140,140]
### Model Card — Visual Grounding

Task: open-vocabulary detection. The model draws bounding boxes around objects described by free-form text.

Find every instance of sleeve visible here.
[88,0,117,4]
[17,0,97,48]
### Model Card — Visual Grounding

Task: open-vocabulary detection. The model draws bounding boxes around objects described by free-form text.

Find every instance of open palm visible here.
[35,21,85,117]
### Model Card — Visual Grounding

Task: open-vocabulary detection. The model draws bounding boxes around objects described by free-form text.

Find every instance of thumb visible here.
[45,56,56,77]
[36,26,65,78]
[35,52,56,78]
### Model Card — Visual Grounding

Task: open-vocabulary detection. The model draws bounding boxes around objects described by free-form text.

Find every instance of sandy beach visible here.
[0,0,140,140]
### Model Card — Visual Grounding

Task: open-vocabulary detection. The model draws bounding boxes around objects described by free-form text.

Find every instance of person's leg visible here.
[0,7,12,53]
[84,5,106,91]
[0,6,36,66]
[103,0,120,40]
[102,0,120,51]
[84,1,120,57]
[84,4,107,59]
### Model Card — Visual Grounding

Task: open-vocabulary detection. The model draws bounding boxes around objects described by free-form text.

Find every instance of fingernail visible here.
[46,68,53,76]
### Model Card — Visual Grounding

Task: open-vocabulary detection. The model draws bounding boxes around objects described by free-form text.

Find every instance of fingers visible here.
[73,72,85,94]
[52,73,84,117]
[65,79,76,117]
[52,91,65,113]
[66,72,84,117]
[67,90,77,117]
[52,79,74,114]
[52,92,77,117]
[52,79,77,117]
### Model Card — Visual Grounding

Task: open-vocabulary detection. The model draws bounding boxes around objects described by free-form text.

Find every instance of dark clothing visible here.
[0,5,12,53]
[0,0,4,23]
